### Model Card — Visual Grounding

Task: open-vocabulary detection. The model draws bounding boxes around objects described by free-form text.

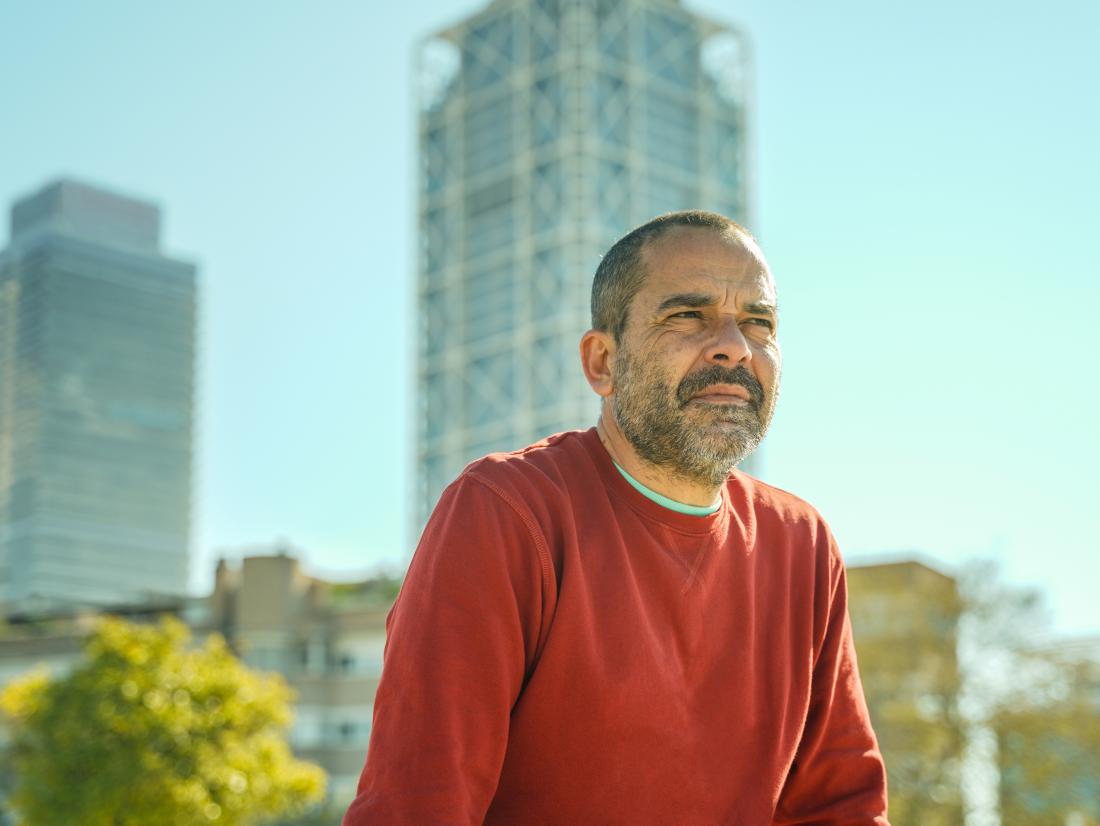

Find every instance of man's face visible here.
[610,226,781,486]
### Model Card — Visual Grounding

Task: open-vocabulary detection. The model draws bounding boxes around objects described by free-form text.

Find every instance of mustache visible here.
[676,365,764,408]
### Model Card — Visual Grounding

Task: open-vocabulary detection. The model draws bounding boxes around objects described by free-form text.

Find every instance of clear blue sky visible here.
[1,0,1097,636]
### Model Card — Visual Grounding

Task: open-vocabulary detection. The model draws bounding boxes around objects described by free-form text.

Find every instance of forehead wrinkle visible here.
[633,227,777,326]
[643,247,773,293]
[718,283,777,317]
[653,291,719,314]
[650,274,775,315]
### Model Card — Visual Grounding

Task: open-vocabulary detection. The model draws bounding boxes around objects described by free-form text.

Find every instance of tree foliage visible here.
[994,654,1100,825]
[850,559,1100,825]
[0,615,325,826]
[847,561,965,825]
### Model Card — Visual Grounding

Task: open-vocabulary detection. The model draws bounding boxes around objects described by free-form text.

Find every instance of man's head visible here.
[582,211,781,486]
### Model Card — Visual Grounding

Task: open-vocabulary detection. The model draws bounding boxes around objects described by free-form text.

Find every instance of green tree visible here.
[0,615,325,826]
[847,559,1096,824]
[994,654,1100,825]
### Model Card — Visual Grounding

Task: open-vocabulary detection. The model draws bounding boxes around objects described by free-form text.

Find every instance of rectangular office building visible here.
[0,180,197,611]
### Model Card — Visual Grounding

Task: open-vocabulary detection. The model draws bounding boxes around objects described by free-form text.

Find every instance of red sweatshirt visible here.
[344,429,888,825]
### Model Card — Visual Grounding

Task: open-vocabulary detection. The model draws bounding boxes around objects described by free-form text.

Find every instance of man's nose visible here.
[703,317,751,365]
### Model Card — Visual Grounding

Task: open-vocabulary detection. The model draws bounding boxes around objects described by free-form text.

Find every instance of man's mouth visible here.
[690,387,752,404]
[689,384,752,406]
[677,366,764,409]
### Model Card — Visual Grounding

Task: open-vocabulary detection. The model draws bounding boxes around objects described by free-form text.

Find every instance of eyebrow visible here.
[655,293,779,317]
[744,301,779,317]
[655,293,717,313]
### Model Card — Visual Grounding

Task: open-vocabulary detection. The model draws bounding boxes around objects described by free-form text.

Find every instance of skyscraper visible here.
[0,180,197,610]
[416,0,753,525]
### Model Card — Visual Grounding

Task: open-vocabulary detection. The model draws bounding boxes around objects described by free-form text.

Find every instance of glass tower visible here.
[0,180,197,610]
[416,0,753,526]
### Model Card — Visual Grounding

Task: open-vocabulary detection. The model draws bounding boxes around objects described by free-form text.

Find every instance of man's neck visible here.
[595,412,725,508]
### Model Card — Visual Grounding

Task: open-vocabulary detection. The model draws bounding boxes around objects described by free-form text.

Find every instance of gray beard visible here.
[611,354,771,487]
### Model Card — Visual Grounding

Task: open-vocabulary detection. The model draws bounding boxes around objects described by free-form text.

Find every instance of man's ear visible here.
[579,329,615,399]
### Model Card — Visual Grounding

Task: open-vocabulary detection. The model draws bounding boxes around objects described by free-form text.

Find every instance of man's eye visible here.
[744,318,775,330]
[670,310,703,319]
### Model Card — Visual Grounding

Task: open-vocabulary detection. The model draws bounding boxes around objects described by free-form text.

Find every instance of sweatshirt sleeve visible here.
[342,473,552,826]
[773,538,890,825]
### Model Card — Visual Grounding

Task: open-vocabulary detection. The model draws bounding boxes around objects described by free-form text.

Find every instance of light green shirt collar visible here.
[612,461,722,516]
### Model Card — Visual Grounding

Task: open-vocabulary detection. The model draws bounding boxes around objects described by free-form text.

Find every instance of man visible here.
[344,211,889,824]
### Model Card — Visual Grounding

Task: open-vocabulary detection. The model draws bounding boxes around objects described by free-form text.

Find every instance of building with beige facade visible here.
[207,552,392,807]
[846,558,966,825]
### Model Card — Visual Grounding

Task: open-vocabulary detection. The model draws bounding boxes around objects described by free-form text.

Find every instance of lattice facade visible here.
[416,0,753,526]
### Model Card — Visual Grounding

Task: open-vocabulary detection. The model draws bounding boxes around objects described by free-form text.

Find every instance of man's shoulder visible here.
[459,429,598,500]
[442,430,600,537]
[731,470,831,532]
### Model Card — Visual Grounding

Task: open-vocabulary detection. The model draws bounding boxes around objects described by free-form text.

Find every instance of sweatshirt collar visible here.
[581,428,732,534]
[612,461,722,516]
